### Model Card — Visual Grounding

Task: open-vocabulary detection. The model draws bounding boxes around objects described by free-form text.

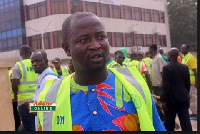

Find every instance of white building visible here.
[0,0,171,64]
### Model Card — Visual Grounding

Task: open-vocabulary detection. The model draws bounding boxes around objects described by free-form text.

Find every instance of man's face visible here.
[62,16,109,72]
[138,54,143,61]
[180,45,187,55]
[149,48,153,58]
[53,62,61,69]
[115,53,125,65]
[31,52,48,74]
[167,52,171,61]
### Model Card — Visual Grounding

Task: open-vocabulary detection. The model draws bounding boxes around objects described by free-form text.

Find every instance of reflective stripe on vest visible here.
[182,53,196,84]
[38,67,154,131]
[110,67,154,131]
[16,59,37,102]
[38,77,72,131]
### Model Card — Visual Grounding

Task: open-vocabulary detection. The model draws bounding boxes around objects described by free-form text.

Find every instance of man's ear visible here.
[62,42,71,57]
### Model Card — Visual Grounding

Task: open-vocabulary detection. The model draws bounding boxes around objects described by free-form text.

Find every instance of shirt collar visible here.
[38,67,54,80]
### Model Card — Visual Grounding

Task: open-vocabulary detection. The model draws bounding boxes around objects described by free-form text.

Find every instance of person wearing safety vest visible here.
[9,67,21,131]
[37,12,165,131]
[106,56,120,68]
[181,44,197,120]
[119,47,131,66]
[114,50,127,68]
[128,52,152,93]
[142,52,152,74]
[52,57,70,77]
[30,49,60,131]
[12,45,38,131]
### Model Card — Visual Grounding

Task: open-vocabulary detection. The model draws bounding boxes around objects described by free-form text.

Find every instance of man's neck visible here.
[184,52,189,56]
[74,67,108,86]
[56,66,62,72]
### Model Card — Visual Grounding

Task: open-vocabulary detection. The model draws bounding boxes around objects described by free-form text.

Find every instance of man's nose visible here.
[88,39,101,50]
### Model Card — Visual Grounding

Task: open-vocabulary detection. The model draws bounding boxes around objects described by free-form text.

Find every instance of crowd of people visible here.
[8,12,197,131]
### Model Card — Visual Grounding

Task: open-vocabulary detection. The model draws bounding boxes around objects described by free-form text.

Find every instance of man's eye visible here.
[97,35,107,40]
[80,38,90,44]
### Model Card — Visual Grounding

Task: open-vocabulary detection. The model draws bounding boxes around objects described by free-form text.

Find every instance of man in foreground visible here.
[37,12,165,131]
[161,48,192,131]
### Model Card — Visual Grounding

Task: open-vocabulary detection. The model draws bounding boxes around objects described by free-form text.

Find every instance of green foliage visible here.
[167,0,197,51]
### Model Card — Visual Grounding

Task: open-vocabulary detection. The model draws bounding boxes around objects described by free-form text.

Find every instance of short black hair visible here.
[130,52,138,60]
[19,45,32,53]
[150,44,157,52]
[62,12,97,44]
[32,49,47,60]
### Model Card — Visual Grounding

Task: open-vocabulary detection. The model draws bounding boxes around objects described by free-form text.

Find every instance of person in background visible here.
[31,49,59,130]
[161,48,192,131]
[37,12,165,131]
[159,48,168,63]
[106,54,120,68]
[149,44,167,96]
[137,52,144,62]
[181,44,197,120]
[114,50,126,67]
[142,52,152,75]
[129,52,152,93]
[12,45,38,131]
[52,57,70,77]
[119,47,131,66]
[8,67,21,131]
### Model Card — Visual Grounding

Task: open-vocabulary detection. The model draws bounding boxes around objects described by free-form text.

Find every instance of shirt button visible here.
[92,89,95,92]
[93,111,97,115]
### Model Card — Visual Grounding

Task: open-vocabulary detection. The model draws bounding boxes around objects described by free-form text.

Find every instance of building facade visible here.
[0,0,171,63]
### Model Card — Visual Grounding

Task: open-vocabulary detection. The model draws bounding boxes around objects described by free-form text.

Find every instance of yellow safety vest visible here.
[53,66,70,77]
[38,67,155,131]
[182,53,196,84]
[16,59,37,103]
[122,57,131,66]
[142,57,152,74]
[8,69,14,99]
[106,59,120,68]
[128,60,146,81]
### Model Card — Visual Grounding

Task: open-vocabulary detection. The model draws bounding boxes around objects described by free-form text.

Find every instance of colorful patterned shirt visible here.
[70,70,166,131]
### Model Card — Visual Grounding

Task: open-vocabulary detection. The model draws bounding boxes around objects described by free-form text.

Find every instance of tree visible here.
[167,0,197,51]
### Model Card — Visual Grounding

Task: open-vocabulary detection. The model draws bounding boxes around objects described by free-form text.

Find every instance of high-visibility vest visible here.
[142,57,152,74]
[16,59,38,103]
[128,60,146,81]
[8,69,14,99]
[53,66,70,77]
[38,67,155,131]
[182,53,197,84]
[106,59,120,68]
[122,57,131,66]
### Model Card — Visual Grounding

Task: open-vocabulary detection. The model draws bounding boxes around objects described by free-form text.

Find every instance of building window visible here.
[134,7,142,21]
[153,10,159,22]
[144,9,151,22]
[160,11,165,23]
[155,34,161,46]
[29,34,41,50]
[136,34,144,46]
[145,34,153,47]
[107,32,112,47]
[71,0,82,14]
[112,5,121,19]
[162,35,167,47]
[85,2,96,15]
[27,1,47,20]
[50,0,68,14]
[126,33,134,47]
[123,5,132,20]
[100,3,109,17]
[114,33,123,47]
[53,31,62,48]
[43,32,51,49]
